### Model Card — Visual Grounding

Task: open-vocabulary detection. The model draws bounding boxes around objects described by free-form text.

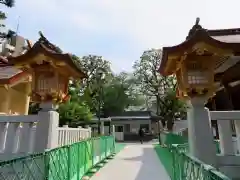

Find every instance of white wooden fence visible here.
[58,125,91,146]
[0,115,38,160]
[0,115,91,161]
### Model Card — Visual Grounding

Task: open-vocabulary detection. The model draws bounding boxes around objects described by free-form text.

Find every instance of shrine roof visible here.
[159,18,240,76]
[7,32,87,79]
[208,28,240,43]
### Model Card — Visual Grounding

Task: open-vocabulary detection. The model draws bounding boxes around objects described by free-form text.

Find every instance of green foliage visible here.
[102,73,144,116]
[133,49,186,130]
[70,55,143,117]
[58,101,92,126]
[0,0,15,38]
[52,54,144,125]
[0,0,15,7]
[159,89,186,130]
[28,103,40,115]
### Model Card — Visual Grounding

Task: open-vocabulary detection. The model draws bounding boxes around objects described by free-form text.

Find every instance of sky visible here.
[3,0,240,73]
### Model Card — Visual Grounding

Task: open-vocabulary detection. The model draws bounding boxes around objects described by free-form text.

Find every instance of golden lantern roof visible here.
[8,31,87,79]
[159,18,240,76]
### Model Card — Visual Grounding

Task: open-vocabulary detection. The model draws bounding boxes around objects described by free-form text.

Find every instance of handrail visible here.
[0,135,115,180]
[161,133,231,180]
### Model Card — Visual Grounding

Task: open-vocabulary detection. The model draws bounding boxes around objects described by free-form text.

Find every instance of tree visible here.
[29,54,144,125]
[58,101,92,126]
[71,55,112,112]
[102,72,144,116]
[133,49,186,130]
[158,89,186,131]
[29,55,110,125]
[71,54,144,117]
[0,0,15,38]
[0,0,15,7]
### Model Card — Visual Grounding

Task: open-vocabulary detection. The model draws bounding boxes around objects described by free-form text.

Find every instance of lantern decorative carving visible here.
[31,65,69,103]
[176,55,215,98]
[159,18,239,100]
[8,32,86,104]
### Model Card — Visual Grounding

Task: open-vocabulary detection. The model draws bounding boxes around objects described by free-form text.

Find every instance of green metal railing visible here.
[160,132,230,180]
[171,144,230,180]
[0,135,115,180]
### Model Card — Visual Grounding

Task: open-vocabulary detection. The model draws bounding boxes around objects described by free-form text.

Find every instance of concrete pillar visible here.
[111,125,116,152]
[218,120,234,155]
[34,102,59,152]
[0,86,10,114]
[234,120,240,153]
[111,125,115,137]
[187,97,216,167]
[101,121,104,135]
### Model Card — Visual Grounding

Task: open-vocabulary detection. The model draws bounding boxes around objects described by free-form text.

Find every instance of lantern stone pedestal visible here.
[187,97,217,167]
[34,102,59,152]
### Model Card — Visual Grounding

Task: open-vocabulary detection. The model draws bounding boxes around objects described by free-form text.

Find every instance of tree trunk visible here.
[166,116,174,131]
[161,120,166,128]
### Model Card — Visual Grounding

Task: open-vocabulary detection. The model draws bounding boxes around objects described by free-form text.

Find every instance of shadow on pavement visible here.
[122,146,170,180]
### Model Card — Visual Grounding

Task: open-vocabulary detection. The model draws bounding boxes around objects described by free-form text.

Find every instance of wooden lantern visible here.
[176,54,215,98]
[159,18,240,100]
[8,32,86,104]
[32,65,69,103]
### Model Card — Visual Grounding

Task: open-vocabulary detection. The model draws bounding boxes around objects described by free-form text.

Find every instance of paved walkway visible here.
[90,143,170,180]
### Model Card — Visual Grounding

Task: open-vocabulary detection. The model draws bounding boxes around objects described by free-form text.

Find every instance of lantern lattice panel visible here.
[175,55,215,98]
[184,59,214,88]
[36,71,56,95]
[187,71,208,85]
[31,65,69,103]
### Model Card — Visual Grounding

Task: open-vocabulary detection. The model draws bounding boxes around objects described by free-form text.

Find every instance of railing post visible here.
[5,122,19,155]
[234,120,240,153]
[44,152,50,180]
[77,126,81,141]
[105,136,107,158]
[18,123,33,154]
[84,141,87,173]
[63,125,68,146]
[34,102,59,152]
[217,120,235,155]
[0,122,7,152]
[88,127,92,138]
[101,121,104,135]
[111,125,116,153]
[67,146,71,180]
[77,142,80,180]
[92,138,94,166]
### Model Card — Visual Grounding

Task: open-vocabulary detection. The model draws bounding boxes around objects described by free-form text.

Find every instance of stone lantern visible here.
[158,18,240,167]
[7,32,87,152]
